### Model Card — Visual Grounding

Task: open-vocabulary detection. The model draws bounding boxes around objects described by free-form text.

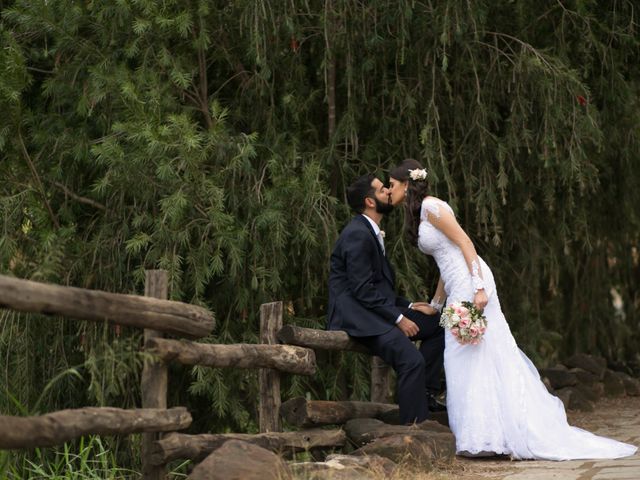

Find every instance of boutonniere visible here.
[379,230,386,239]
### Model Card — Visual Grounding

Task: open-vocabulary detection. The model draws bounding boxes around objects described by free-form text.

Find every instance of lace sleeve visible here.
[471,259,485,293]
[422,198,442,222]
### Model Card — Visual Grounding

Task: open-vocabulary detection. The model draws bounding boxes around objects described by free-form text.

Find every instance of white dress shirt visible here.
[361,214,408,325]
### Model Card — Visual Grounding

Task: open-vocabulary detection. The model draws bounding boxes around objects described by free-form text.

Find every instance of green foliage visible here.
[0,0,639,472]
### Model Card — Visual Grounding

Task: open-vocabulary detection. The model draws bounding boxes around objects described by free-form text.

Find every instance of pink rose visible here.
[451,327,460,337]
[479,326,487,334]
[454,306,463,315]
[458,318,470,329]
[459,307,470,317]
[469,326,479,337]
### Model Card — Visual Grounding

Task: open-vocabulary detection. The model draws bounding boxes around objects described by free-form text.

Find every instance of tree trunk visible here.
[0,274,214,338]
[280,397,398,427]
[146,338,316,375]
[277,325,369,354]
[151,429,347,465]
[0,407,191,449]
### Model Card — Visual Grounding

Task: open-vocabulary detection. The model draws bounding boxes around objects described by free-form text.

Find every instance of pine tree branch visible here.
[194,23,213,130]
[50,181,107,212]
[17,131,60,229]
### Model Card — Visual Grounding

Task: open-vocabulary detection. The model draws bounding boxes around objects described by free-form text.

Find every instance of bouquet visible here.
[439,301,487,345]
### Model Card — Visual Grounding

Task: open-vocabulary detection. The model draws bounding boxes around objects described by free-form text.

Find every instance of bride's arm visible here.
[429,277,446,311]
[427,206,488,309]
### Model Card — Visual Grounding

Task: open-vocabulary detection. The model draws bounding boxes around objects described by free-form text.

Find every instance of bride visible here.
[388,158,637,460]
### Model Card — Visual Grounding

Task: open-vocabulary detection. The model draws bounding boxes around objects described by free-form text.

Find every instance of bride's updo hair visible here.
[389,158,429,245]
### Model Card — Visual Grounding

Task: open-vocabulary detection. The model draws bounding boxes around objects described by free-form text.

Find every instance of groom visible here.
[326,174,445,424]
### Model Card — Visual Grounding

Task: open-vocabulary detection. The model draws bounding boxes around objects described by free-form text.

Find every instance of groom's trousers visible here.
[354,310,444,424]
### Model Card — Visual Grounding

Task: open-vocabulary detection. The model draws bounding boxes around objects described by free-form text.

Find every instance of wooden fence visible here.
[0,271,395,479]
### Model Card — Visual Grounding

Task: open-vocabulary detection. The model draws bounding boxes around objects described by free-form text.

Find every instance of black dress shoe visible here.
[427,393,447,412]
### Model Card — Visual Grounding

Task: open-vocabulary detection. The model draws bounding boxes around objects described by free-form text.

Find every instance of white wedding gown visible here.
[418,197,637,460]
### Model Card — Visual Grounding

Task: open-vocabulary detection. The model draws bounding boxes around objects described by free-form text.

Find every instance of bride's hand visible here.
[474,289,488,311]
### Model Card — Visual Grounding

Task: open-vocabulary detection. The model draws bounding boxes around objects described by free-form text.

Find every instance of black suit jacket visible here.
[326,215,411,337]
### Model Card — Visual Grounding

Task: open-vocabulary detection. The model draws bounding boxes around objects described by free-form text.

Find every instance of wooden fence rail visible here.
[276,324,395,404]
[146,338,316,375]
[276,325,369,353]
[0,407,191,449]
[0,274,215,338]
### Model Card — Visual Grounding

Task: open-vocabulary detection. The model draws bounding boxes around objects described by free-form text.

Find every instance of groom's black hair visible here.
[347,174,376,214]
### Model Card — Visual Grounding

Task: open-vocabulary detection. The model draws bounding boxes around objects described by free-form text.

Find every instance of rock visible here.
[568,389,595,412]
[555,386,595,411]
[593,382,605,398]
[415,419,452,434]
[187,440,291,480]
[539,367,578,389]
[352,431,456,466]
[325,454,396,476]
[554,387,572,409]
[573,383,602,402]
[542,376,554,394]
[344,418,451,447]
[603,369,626,397]
[429,410,449,427]
[289,454,395,480]
[606,371,640,396]
[377,408,449,427]
[376,408,400,425]
[564,354,607,379]
[569,367,599,385]
[621,375,640,396]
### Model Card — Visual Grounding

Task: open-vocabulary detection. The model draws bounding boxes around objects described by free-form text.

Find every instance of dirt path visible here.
[440,396,640,480]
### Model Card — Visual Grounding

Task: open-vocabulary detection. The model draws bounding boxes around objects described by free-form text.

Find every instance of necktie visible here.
[377,232,385,255]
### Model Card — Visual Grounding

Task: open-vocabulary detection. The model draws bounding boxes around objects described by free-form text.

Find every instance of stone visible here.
[564,354,607,379]
[568,389,595,412]
[377,408,449,427]
[554,387,572,409]
[611,371,640,396]
[344,418,452,447]
[187,440,291,480]
[622,376,640,396]
[555,386,594,411]
[573,383,602,402]
[325,454,396,476]
[289,454,396,480]
[569,367,599,385]
[540,367,578,389]
[603,369,626,397]
[351,431,456,466]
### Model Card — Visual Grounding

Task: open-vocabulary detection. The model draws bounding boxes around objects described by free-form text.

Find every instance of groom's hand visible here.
[411,304,439,315]
[397,317,419,337]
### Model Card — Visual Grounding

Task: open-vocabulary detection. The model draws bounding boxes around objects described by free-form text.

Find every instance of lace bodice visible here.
[417,197,483,302]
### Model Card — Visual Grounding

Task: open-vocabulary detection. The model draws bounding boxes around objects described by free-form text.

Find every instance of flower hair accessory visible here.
[408,168,428,181]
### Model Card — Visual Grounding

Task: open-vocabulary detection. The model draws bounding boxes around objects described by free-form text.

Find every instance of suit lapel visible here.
[356,215,395,285]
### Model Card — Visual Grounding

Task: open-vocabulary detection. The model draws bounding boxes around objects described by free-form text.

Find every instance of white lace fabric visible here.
[417,197,637,460]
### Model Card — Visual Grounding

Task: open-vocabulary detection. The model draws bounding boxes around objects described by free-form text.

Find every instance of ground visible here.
[426,396,640,480]
[291,396,639,480]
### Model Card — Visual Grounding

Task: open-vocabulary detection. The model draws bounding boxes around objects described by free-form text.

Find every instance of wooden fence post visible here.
[142,270,169,480]
[259,302,283,433]
[370,356,394,404]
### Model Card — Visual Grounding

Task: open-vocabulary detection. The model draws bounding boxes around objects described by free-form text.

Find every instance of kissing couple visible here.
[326,159,637,460]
